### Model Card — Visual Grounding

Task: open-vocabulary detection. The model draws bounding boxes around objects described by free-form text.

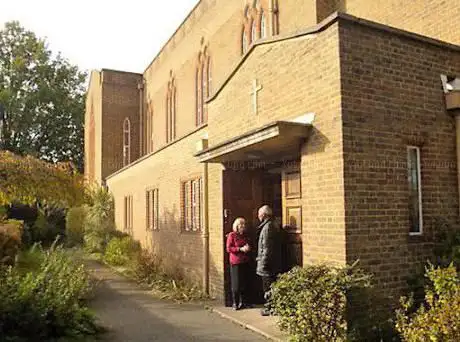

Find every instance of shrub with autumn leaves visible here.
[0,151,87,207]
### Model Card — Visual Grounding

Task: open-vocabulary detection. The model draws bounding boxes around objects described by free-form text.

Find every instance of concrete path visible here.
[86,261,267,342]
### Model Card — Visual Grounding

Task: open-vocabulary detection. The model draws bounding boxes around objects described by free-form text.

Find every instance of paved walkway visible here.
[86,261,268,342]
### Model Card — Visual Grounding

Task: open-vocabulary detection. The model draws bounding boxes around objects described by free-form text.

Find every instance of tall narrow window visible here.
[124,195,133,235]
[407,146,423,235]
[195,50,211,126]
[181,178,202,232]
[207,57,212,96]
[146,188,159,231]
[251,20,257,44]
[123,118,131,166]
[242,31,248,54]
[166,76,176,143]
[196,66,202,126]
[260,12,266,38]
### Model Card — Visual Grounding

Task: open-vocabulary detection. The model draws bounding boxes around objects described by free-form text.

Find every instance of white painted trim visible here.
[407,145,423,235]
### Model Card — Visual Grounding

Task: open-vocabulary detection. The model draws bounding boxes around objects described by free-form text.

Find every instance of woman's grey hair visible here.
[259,205,273,217]
[232,217,246,232]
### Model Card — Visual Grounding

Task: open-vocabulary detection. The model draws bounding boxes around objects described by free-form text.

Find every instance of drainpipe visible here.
[202,161,210,295]
[446,90,460,215]
[138,81,144,156]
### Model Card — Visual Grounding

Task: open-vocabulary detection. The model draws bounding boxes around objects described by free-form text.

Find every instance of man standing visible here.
[256,205,282,316]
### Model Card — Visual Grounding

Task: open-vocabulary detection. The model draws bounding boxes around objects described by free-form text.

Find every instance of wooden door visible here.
[223,169,264,306]
[281,165,303,270]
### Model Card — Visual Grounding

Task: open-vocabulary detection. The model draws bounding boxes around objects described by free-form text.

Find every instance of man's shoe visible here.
[232,303,239,311]
[238,302,253,309]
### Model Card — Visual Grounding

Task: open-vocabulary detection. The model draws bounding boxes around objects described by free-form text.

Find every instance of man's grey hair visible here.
[259,205,273,217]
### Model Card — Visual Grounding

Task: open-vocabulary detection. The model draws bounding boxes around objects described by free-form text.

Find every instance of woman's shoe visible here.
[232,303,239,311]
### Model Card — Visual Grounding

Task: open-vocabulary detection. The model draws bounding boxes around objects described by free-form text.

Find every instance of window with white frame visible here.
[181,178,202,232]
[251,20,257,43]
[124,195,133,235]
[407,146,423,235]
[146,188,159,231]
[242,30,248,54]
[260,12,266,38]
[123,118,131,166]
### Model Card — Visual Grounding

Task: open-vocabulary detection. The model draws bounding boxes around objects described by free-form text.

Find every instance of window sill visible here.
[408,233,432,243]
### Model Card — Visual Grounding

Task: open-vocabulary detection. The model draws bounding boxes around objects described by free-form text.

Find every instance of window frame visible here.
[181,177,203,233]
[260,11,266,38]
[166,78,176,143]
[123,118,131,166]
[407,145,423,236]
[124,195,133,235]
[146,188,159,231]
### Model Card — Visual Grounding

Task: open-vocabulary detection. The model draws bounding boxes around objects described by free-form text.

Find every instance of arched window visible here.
[242,30,248,54]
[123,118,131,166]
[260,12,266,38]
[195,50,212,126]
[166,76,176,143]
[195,64,202,126]
[207,57,212,96]
[241,0,275,55]
[251,20,257,43]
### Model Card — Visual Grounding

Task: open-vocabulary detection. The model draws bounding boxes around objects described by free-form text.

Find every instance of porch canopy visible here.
[195,121,312,163]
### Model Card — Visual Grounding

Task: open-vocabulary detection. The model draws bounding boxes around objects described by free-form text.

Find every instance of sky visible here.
[0,0,200,74]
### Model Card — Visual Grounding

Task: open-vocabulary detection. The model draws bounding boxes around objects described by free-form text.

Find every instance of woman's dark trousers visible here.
[230,263,250,306]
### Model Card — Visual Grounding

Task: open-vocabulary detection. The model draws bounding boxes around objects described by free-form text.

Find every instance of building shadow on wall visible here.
[141,205,222,301]
[302,126,330,155]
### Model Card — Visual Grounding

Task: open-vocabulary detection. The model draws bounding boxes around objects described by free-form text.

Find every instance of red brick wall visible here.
[339,19,460,298]
[101,70,142,180]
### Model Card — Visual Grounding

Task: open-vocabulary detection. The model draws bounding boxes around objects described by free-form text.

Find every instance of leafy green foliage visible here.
[0,21,86,171]
[0,243,99,340]
[396,263,460,341]
[83,187,116,253]
[104,236,140,266]
[269,262,372,342]
[66,206,88,246]
[0,219,23,265]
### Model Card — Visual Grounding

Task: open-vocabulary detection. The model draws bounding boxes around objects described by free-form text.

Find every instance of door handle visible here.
[224,209,230,218]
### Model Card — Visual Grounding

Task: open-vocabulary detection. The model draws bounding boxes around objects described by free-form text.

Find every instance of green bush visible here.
[83,187,115,253]
[0,219,23,266]
[104,236,140,266]
[0,243,98,340]
[396,263,460,341]
[66,206,88,246]
[269,262,371,342]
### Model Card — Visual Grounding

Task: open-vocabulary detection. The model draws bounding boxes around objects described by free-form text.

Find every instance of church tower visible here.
[84,69,143,185]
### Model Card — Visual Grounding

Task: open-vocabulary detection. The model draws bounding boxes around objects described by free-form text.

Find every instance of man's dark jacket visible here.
[256,218,282,277]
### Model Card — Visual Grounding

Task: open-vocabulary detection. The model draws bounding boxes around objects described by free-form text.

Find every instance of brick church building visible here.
[85,0,460,302]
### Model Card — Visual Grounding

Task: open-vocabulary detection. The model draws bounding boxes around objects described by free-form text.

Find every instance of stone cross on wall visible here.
[249,79,263,115]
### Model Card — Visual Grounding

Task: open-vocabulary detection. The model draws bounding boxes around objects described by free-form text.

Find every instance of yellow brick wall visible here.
[107,127,209,286]
[340,19,460,298]
[207,22,346,276]
[344,0,460,45]
[142,0,327,151]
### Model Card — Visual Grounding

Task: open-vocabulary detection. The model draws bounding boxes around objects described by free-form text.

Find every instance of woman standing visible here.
[226,217,251,310]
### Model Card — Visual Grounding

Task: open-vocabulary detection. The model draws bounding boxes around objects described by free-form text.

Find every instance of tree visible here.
[0,151,87,207]
[0,21,86,171]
